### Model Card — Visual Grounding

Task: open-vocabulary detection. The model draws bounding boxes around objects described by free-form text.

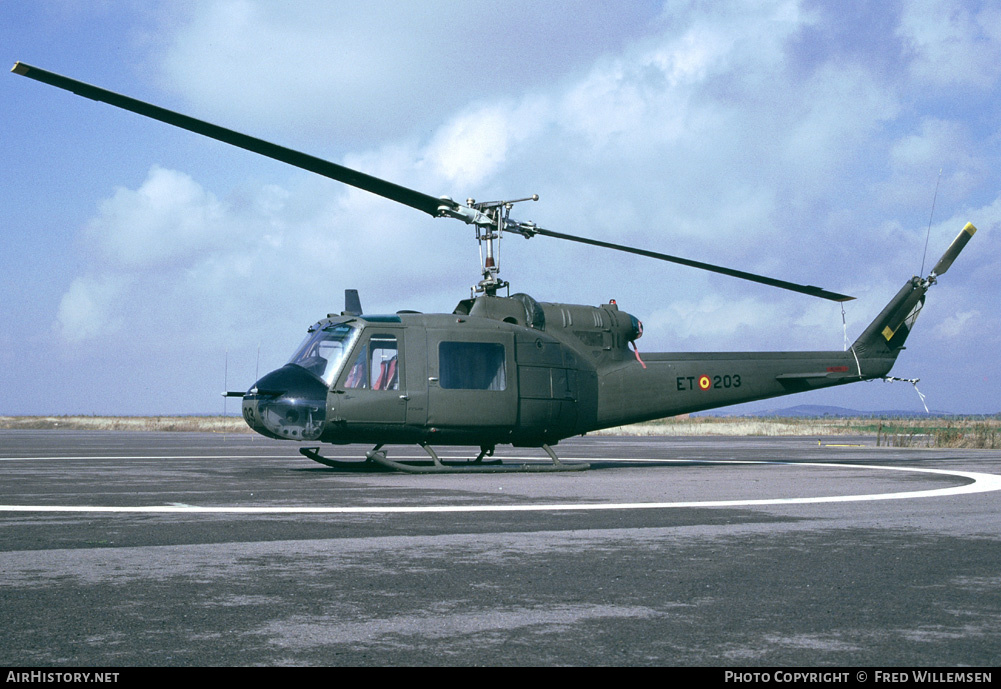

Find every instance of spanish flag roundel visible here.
[698,375,711,391]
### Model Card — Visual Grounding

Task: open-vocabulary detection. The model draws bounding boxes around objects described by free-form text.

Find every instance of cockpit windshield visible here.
[288,323,360,386]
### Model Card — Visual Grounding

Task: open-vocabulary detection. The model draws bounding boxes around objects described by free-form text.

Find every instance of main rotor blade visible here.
[12,62,453,217]
[527,226,855,302]
[12,61,854,302]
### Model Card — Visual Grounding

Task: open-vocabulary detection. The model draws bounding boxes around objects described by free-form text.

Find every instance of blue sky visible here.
[2,0,999,416]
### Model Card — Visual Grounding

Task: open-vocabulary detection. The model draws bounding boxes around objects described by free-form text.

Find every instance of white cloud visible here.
[935,309,980,339]
[54,161,473,349]
[425,103,529,187]
[56,276,127,343]
[644,295,786,348]
[61,3,967,349]
[154,0,665,146]
[85,166,228,268]
[781,64,899,176]
[875,118,988,207]
[898,0,1001,89]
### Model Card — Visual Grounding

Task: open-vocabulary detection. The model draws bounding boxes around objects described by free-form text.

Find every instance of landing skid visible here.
[299,443,589,474]
[298,446,395,471]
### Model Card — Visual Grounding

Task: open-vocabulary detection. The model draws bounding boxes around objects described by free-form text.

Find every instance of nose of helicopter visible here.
[242,364,328,441]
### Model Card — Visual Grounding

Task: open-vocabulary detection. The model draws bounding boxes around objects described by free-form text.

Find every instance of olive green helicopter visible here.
[13,62,978,473]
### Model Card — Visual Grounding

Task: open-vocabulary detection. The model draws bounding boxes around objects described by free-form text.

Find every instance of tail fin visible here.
[852,277,928,359]
[852,222,976,361]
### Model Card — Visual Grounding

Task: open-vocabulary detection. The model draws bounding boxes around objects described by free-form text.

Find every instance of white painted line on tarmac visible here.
[1,462,999,514]
[0,455,295,461]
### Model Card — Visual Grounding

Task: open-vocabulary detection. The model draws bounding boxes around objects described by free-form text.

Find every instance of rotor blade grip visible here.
[11,62,449,217]
[930,222,976,278]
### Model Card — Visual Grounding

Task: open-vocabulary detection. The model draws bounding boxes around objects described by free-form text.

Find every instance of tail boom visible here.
[592,349,877,429]
[590,222,976,429]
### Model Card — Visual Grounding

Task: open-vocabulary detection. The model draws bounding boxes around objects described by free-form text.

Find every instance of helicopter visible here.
[13,62,977,473]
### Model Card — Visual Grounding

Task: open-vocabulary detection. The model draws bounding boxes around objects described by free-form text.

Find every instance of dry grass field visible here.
[2,414,998,448]
[0,415,253,434]
[593,415,1001,448]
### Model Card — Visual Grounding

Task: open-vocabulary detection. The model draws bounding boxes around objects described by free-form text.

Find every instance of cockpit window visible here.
[344,334,399,390]
[288,323,359,386]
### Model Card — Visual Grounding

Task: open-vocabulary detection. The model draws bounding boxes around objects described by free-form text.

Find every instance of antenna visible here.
[223,349,229,442]
[920,169,943,277]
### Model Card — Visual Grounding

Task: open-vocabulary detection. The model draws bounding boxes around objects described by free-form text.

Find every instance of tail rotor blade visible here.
[930,222,977,279]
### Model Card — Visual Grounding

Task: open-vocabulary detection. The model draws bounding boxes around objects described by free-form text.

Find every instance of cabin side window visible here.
[439,341,506,391]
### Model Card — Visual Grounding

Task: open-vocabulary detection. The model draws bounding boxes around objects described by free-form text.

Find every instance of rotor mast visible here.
[468,194,538,297]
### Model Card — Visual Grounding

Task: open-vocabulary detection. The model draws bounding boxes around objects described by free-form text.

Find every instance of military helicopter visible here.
[13,62,977,473]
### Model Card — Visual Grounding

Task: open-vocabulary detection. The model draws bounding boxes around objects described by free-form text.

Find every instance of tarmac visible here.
[1,430,999,666]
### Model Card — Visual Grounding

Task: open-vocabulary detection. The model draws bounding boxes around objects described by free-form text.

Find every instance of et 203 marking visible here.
[677,374,743,391]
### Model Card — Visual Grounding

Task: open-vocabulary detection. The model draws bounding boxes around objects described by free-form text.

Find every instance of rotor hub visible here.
[460,194,538,297]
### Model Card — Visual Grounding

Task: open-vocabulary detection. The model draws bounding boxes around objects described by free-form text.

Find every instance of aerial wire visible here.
[920,169,943,277]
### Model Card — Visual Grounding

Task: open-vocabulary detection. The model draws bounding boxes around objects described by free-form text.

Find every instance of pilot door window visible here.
[438,341,507,391]
[344,334,399,390]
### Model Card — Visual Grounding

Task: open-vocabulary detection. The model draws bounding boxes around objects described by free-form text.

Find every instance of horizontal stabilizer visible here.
[775,371,851,380]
